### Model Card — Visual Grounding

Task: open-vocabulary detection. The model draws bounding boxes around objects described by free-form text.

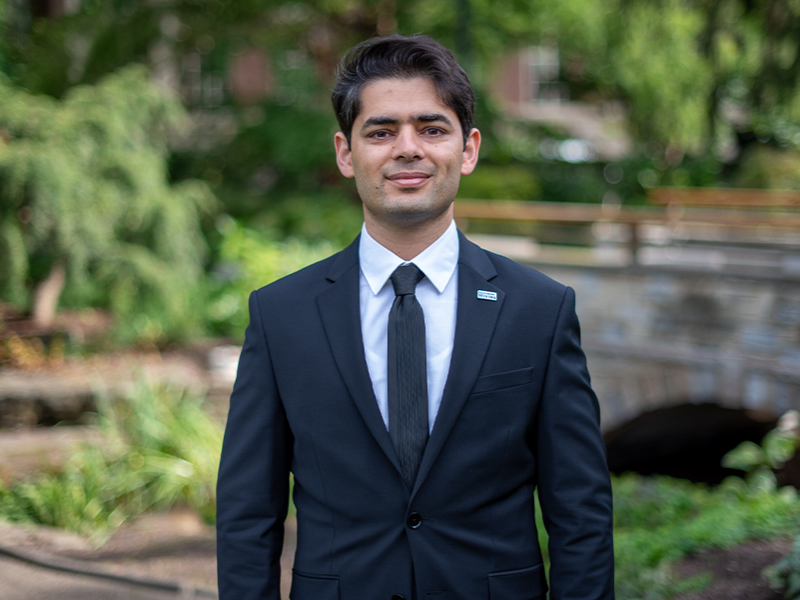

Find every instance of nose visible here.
[392,127,424,161]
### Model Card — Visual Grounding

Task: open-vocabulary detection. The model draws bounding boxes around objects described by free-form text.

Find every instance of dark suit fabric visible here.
[217,232,615,600]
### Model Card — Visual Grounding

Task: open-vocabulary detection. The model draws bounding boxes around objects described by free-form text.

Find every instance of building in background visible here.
[493,46,631,162]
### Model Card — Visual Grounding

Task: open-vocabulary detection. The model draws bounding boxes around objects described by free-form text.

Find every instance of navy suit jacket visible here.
[216,232,614,600]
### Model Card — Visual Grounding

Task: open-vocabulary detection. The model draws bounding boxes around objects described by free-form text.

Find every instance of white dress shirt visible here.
[359,220,459,433]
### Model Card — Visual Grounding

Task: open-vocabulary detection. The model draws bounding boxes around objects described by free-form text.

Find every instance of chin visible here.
[383,204,452,226]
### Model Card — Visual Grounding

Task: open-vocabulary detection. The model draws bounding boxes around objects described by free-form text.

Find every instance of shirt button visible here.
[391,595,405,600]
[406,512,422,529]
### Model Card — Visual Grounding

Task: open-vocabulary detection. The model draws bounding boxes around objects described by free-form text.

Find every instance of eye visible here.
[368,130,392,140]
[423,127,445,136]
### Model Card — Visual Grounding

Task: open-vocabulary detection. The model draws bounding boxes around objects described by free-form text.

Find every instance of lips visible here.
[386,171,432,188]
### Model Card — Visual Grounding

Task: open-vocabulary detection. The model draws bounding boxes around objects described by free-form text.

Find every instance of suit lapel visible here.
[316,238,403,476]
[412,232,504,497]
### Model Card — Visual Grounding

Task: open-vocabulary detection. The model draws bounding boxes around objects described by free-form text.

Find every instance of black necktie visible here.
[388,263,429,489]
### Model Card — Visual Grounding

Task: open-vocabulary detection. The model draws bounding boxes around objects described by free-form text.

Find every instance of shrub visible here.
[0,378,222,541]
[612,470,800,599]
[723,410,800,492]
[0,65,216,344]
[207,219,336,339]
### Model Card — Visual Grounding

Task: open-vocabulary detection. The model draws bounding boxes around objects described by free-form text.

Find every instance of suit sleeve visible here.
[217,291,293,600]
[535,286,615,600]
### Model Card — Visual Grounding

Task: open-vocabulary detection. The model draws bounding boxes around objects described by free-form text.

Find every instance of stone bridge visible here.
[457,195,800,446]
[529,263,800,433]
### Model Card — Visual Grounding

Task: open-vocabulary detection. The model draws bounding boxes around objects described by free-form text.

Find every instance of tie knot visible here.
[391,263,425,296]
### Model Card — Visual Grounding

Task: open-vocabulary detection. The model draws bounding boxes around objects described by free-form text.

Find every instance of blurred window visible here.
[524,45,568,104]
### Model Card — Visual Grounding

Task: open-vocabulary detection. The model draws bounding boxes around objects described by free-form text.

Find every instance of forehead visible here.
[356,77,453,122]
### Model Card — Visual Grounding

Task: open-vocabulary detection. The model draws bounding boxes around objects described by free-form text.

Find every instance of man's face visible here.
[334,77,480,231]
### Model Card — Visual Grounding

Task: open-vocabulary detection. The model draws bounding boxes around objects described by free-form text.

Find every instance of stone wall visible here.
[533,264,800,432]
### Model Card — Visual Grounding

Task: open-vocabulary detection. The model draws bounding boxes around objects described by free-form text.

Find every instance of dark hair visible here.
[332,35,476,148]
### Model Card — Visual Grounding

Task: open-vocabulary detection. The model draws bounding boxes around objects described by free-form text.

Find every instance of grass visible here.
[0,377,222,542]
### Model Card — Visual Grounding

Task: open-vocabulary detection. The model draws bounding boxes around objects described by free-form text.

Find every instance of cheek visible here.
[352,162,380,188]
[353,152,384,176]
[435,147,465,170]
[354,176,380,202]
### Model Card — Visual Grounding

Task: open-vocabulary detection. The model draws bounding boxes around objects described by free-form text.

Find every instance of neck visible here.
[364,209,453,261]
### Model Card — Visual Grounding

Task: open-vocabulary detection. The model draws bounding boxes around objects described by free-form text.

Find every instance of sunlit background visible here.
[1,1,799,598]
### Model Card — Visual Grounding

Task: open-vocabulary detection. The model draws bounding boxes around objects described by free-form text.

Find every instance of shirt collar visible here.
[359,220,459,295]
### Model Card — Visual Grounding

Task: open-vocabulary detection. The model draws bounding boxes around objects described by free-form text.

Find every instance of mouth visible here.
[385,171,432,188]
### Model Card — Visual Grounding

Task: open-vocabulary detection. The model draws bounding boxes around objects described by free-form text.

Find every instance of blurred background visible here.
[0,0,799,599]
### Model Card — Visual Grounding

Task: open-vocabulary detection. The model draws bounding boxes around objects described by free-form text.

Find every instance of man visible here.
[217,34,614,600]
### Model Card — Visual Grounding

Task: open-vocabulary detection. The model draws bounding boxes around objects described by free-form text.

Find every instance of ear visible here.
[334,131,355,178]
[461,128,481,176]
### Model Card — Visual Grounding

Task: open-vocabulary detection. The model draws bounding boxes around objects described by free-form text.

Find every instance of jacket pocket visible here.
[471,367,534,395]
[290,569,339,600]
[488,563,547,600]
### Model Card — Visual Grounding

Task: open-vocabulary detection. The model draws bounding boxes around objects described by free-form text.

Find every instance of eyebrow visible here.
[360,113,455,133]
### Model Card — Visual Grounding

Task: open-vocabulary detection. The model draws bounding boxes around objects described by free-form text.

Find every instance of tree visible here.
[0,64,215,342]
[552,0,800,157]
[5,0,800,227]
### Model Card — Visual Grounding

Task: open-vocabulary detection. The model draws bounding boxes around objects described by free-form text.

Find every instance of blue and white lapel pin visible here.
[476,290,497,301]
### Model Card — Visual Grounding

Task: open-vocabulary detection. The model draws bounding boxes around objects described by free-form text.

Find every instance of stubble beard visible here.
[359,174,460,231]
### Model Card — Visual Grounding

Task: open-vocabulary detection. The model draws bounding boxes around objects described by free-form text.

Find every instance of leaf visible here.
[763,430,799,468]
[722,441,767,471]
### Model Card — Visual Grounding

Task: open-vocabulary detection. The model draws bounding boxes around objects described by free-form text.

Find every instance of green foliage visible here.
[0,65,216,343]
[736,146,800,190]
[604,413,800,599]
[616,0,800,153]
[0,0,13,78]
[5,0,800,353]
[610,0,712,154]
[2,1,273,97]
[207,219,339,339]
[6,0,800,169]
[439,0,800,158]
[533,473,800,599]
[95,378,222,523]
[175,98,363,238]
[0,378,223,541]
[457,164,541,200]
[723,410,800,492]
[764,534,800,599]
[260,193,363,247]
[612,474,800,599]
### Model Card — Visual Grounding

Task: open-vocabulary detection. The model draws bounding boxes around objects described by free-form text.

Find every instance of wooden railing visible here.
[453,188,800,268]
[648,187,800,209]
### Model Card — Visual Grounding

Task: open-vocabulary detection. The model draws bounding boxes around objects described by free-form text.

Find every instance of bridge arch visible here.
[603,402,776,484]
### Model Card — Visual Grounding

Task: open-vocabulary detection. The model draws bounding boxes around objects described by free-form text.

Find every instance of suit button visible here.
[391,595,405,600]
[406,512,422,529]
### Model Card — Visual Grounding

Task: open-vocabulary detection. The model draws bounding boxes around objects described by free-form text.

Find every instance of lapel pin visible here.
[477,290,497,301]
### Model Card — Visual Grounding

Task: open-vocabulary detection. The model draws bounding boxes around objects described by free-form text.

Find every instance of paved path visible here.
[0,511,297,599]
[1,553,184,600]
